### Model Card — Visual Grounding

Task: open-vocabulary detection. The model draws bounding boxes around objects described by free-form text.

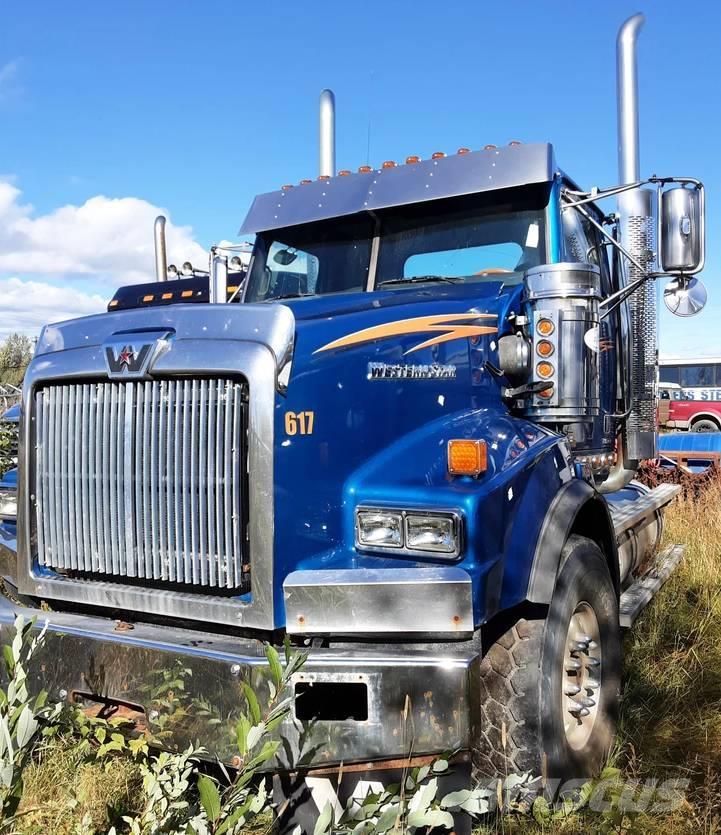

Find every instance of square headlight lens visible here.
[405,513,457,554]
[356,510,403,548]
[0,488,17,522]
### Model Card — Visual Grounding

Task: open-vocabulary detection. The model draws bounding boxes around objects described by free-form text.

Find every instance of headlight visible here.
[405,513,457,554]
[355,507,461,558]
[356,510,403,548]
[0,488,17,522]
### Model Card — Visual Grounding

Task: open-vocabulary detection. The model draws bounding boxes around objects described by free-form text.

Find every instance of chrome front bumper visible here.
[0,592,479,770]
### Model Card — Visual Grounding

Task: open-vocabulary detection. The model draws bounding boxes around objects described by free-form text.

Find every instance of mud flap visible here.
[273,759,473,835]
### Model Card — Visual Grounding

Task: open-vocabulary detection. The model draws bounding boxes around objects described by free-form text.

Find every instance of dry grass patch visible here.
[15,735,143,834]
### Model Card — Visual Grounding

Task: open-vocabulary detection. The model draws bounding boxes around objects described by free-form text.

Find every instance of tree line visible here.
[0,333,34,389]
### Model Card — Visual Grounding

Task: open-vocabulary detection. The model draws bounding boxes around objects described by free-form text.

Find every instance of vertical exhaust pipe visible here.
[602,13,655,492]
[154,215,168,282]
[617,13,644,184]
[319,89,336,178]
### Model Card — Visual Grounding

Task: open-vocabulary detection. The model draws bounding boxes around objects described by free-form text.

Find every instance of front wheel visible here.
[475,535,620,781]
[691,419,720,433]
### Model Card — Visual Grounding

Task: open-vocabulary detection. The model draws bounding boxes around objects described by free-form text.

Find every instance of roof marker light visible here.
[300,178,312,185]
[431,151,446,159]
[382,160,397,168]
[338,169,351,176]
[318,174,330,180]
[483,144,497,150]
[405,155,421,164]
[457,147,471,155]
[358,165,372,174]
[143,294,154,303]
[509,140,522,146]
[161,292,173,300]
[281,184,294,190]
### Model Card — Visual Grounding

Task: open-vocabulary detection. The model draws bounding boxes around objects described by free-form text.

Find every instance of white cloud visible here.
[0,181,208,285]
[0,277,106,339]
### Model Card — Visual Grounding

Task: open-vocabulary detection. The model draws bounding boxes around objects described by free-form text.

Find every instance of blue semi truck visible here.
[0,13,708,828]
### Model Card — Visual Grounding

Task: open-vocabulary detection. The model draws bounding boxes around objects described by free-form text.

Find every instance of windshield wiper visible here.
[377,275,462,287]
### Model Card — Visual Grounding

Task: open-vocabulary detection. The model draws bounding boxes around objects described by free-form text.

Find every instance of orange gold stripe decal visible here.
[314,313,498,355]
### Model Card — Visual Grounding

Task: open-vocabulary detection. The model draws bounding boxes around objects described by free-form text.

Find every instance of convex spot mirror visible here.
[660,185,705,274]
[663,276,707,317]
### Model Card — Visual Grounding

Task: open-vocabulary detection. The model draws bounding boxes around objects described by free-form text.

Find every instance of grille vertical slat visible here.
[34,379,247,591]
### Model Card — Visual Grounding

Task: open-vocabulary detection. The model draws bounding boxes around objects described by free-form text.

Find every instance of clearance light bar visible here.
[355,507,462,558]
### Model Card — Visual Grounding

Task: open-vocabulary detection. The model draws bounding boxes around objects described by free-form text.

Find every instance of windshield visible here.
[244,187,548,303]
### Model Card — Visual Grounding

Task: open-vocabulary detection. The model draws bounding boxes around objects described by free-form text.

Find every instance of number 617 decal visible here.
[285,411,315,436]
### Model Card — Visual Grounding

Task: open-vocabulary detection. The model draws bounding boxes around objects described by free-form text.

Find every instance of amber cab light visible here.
[338,169,351,176]
[382,160,397,168]
[537,362,554,379]
[537,340,554,357]
[448,439,487,477]
[431,151,446,159]
[405,155,421,164]
[457,147,471,155]
[358,165,372,173]
[537,318,554,336]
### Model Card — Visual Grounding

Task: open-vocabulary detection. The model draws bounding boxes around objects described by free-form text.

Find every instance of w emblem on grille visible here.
[104,341,156,379]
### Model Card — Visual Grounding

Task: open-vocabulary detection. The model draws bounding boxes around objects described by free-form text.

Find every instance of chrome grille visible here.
[34,379,248,590]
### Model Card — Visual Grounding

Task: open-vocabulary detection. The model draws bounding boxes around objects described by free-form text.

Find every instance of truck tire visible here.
[475,535,620,782]
[691,418,720,433]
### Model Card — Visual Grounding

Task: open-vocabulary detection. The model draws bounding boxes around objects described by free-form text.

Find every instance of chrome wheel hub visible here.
[562,602,601,750]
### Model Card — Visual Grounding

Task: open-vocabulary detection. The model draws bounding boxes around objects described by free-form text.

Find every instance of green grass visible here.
[11,476,721,834]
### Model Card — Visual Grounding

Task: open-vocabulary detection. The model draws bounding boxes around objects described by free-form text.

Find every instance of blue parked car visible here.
[0,404,18,529]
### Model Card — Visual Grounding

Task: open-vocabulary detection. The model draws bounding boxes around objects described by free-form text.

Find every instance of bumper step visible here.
[619,543,685,628]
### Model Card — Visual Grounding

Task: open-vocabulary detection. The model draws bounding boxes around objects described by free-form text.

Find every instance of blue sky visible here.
[0,0,718,354]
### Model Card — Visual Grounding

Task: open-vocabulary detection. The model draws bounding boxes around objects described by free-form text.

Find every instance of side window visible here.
[659,365,680,385]
[680,365,714,387]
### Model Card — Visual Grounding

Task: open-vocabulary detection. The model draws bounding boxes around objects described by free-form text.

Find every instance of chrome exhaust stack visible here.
[603,13,656,491]
[319,89,336,178]
[154,215,168,282]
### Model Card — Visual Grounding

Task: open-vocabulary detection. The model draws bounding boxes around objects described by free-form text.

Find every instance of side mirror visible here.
[663,275,707,317]
[660,185,705,274]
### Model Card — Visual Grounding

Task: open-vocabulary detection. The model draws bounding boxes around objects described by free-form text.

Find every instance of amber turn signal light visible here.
[537,340,554,357]
[537,361,554,379]
[537,318,554,336]
[448,439,487,477]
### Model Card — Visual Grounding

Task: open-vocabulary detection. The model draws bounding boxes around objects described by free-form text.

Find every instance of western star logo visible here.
[104,342,156,378]
[367,362,457,380]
